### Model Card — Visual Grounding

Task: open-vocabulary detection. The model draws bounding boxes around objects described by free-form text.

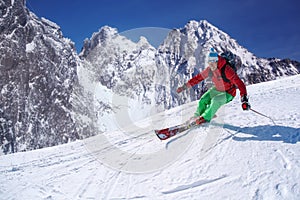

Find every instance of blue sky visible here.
[26,0,300,61]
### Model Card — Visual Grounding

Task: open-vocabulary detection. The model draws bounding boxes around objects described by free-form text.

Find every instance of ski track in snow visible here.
[161,174,228,195]
[1,75,300,199]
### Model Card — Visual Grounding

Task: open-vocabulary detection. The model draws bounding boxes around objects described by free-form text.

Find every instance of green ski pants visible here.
[195,87,234,121]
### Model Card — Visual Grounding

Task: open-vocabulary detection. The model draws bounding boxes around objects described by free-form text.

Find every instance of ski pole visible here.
[250,108,276,125]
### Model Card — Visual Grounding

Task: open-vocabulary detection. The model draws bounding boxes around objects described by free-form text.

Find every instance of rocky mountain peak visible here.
[137,36,152,48]
[80,26,118,58]
[93,26,118,44]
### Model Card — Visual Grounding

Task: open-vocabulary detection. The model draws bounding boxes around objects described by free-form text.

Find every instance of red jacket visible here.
[187,56,247,97]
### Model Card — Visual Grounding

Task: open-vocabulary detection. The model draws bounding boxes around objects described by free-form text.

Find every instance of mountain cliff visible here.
[0,0,94,154]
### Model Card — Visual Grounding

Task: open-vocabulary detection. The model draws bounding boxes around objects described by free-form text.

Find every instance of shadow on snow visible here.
[221,124,300,144]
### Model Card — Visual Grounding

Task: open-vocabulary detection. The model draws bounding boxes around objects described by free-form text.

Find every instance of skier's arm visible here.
[177,67,211,93]
[187,67,211,87]
[225,67,250,110]
[225,67,247,97]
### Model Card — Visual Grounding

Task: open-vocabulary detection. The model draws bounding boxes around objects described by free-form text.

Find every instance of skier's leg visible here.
[201,92,234,121]
[194,87,216,116]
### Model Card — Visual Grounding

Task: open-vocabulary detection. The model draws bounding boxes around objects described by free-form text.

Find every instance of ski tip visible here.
[154,130,168,140]
[156,134,168,140]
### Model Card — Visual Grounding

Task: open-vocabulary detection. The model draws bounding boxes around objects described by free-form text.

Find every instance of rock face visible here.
[1,1,299,154]
[0,0,82,153]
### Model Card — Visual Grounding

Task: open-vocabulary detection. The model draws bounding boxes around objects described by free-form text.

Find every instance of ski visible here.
[155,121,195,140]
[155,115,214,140]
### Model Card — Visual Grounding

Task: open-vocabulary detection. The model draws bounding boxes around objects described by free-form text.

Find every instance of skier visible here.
[176,48,251,126]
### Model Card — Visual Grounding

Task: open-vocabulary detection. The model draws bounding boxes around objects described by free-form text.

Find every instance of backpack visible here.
[219,51,237,82]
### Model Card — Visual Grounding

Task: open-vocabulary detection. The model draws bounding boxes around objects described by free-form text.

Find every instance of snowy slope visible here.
[1,75,300,199]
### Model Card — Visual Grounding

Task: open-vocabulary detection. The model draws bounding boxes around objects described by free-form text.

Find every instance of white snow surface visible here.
[1,75,300,200]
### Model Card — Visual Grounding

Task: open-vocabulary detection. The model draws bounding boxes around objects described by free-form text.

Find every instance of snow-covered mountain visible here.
[81,20,300,110]
[1,75,300,199]
[0,0,94,154]
[1,1,300,154]
[78,26,163,132]
[79,26,157,103]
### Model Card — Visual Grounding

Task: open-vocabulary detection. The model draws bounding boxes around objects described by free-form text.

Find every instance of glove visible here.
[176,83,188,93]
[241,95,251,111]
